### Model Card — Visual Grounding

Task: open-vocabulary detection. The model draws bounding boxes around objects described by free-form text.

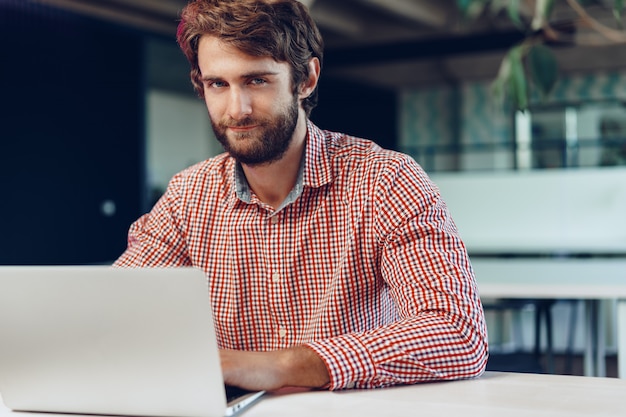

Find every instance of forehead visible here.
[197,35,290,78]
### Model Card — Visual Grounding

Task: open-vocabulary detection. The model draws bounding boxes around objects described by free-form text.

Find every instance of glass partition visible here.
[515,100,626,169]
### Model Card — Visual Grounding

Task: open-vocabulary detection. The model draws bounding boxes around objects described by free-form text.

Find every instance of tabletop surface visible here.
[245,371,626,417]
[2,372,625,417]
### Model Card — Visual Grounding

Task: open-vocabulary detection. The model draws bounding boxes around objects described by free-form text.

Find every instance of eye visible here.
[249,78,267,86]
[209,80,228,88]
[204,79,228,89]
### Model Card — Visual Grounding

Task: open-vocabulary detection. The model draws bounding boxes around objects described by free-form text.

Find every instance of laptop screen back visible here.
[0,266,235,417]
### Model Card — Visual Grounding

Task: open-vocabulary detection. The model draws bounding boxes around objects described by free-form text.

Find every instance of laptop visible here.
[0,266,264,417]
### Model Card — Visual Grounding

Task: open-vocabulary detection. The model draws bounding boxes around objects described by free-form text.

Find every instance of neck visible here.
[241,114,307,209]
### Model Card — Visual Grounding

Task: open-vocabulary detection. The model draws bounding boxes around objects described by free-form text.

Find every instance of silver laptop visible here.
[0,266,264,417]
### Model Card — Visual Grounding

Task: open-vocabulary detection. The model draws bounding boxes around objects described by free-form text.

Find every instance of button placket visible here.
[267,210,289,345]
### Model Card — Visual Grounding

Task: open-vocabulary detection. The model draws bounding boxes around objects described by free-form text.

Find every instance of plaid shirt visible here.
[115,121,488,390]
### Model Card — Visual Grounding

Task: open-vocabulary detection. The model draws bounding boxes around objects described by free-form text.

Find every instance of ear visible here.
[298,57,321,99]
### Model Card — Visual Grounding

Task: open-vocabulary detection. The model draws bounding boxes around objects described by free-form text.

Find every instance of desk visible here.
[1,372,624,417]
[252,372,626,417]
[472,258,626,378]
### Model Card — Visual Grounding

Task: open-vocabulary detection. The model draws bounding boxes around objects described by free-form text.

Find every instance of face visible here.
[197,36,302,166]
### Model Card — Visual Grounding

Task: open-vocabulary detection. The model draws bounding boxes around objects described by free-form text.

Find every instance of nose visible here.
[226,88,252,120]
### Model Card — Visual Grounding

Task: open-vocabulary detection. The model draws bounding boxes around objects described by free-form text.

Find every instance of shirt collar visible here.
[302,119,334,189]
[231,119,334,206]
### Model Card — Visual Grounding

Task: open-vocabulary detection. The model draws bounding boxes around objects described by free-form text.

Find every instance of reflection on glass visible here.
[599,115,626,166]
[515,100,626,169]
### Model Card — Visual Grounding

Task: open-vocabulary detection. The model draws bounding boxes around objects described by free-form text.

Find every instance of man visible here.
[116,0,488,392]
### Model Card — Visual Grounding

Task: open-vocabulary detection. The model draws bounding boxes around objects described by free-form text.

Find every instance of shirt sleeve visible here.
[306,155,488,390]
[114,174,192,268]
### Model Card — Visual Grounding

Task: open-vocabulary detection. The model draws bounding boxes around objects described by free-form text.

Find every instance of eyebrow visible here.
[201,71,281,82]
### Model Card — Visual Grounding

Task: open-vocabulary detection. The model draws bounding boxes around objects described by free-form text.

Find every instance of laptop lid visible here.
[0,266,263,417]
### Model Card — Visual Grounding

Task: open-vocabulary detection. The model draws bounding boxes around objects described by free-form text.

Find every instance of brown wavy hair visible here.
[177,0,324,116]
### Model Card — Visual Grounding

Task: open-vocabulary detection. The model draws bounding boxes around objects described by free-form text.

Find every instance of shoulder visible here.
[323,130,434,192]
[318,129,442,220]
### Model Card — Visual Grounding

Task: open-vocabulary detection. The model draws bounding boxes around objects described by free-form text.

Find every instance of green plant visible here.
[457,0,626,110]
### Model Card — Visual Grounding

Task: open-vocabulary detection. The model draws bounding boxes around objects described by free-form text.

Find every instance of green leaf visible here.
[456,0,489,19]
[491,57,511,102]
[541,0,556,17]
[531,0,556,30]
[614,0,625,22]
[492,45,529,111]
[508,46,528,111]
[528,44,558,97]
[456,0,473,14]
[506,0,523,28]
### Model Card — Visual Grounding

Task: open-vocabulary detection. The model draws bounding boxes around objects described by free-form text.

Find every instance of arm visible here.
[220,346,330,391]
[305,156,488,389]
[114,175,191,267]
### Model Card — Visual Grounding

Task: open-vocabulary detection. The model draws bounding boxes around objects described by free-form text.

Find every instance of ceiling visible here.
[28,0,626,89]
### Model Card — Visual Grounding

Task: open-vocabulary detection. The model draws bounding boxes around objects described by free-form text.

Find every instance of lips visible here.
[229,125,258,132]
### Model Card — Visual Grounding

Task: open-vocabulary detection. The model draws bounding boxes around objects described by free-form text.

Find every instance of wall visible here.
[146,90,221,201]
[312,77,398,150]
[0,2,145,265]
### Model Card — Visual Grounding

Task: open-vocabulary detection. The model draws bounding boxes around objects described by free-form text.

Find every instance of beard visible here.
[211,94,299,166]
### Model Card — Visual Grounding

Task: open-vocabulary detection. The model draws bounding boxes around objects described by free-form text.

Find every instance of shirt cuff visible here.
[305,334,377,390]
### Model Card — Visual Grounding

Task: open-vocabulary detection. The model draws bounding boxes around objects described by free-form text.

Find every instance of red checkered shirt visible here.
[115,120,488,390]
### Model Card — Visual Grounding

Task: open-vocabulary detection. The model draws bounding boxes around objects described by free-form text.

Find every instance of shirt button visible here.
[272,272,281,283]
[270,216,279,224]
[278,327,287,338]
[346,381,355,389]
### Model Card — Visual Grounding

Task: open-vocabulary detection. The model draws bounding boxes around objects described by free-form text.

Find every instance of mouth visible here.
[228,124,259,134]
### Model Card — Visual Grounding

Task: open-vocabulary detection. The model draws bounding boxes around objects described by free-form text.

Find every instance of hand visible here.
[220,346,330,391]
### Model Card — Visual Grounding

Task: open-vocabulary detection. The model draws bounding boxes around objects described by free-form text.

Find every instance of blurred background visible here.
[2,0,626,376]
[2,0,625,265]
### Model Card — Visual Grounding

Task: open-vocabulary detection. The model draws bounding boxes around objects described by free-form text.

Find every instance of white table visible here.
[251,372,626,417]
[472,257,626,378]
[2,372,625,417]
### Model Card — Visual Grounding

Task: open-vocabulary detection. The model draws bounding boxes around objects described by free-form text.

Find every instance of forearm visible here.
[220,345,330,391]
[307,312,488,390]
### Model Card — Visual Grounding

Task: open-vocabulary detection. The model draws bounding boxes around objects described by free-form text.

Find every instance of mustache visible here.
[221,117,262,128]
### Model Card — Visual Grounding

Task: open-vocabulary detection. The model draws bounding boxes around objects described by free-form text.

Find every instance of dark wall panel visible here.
[311,77,398,151]
[1,3,145,264]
